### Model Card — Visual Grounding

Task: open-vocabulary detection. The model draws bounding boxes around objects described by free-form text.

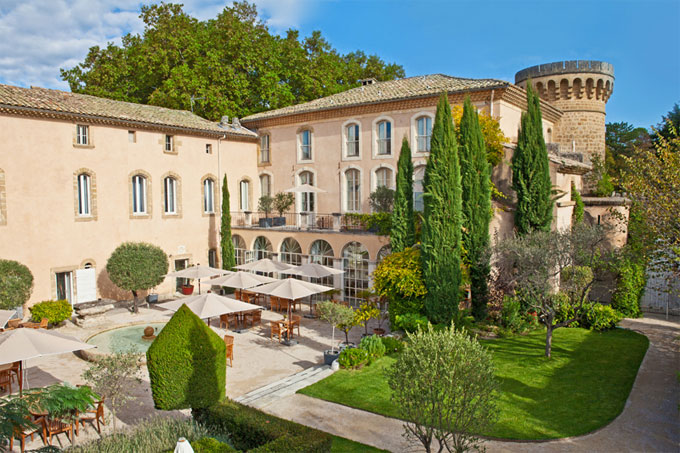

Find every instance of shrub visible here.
[192,437,237,452]
[193,400,332,452]
[29,299,72,324]
[147,305,226,410]
[0,259,33,310]
[381,336,405,355]
[611,260,645,318]
[394,313,428,333]
[499,296,522,330]
[583,304,623,331]
[358,335,385,361]
[338,347,369,369]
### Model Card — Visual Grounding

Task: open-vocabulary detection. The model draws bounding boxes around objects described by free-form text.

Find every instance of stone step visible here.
[235,365,333,407]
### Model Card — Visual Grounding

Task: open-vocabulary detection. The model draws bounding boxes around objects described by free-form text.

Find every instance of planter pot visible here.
[324,350,340,366]
[339,342,355,351]
[146,294,159,303]
[181,285,194,295]
[272,216,286,227]
[373,328,386,336]
[258,218,273,228]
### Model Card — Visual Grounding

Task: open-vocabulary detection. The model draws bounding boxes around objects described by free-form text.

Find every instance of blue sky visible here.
[1,0,678,128]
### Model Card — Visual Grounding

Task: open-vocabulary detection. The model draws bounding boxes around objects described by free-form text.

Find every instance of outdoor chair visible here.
[270,296,281,312]
[78,398,105,434]
[0,369,12,395]
[10,415,44,453]
[6,319,21,329]
[21,318,48,329]
[224,335,234,366]
[219,313,238,330]
[41,417,73,446]
[241,291,256,303]
[244,310,261,328]
[291,315,302,338]
[270,321,284,343]
[10,361,22,393]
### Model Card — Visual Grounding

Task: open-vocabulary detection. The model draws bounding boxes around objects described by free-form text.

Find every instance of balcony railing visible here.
[230,211,383,234]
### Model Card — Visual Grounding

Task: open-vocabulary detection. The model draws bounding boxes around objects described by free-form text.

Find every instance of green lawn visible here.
[331,435,389,452]
[300,327,649,440]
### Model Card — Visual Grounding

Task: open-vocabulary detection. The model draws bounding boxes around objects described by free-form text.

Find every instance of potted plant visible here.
[337,305,358,348]
[258,195,274,228]
[355,302,381,337]
[273,192,294,227]
[181,284,194,295]
[316,300,356,365]
[373,298,389,336]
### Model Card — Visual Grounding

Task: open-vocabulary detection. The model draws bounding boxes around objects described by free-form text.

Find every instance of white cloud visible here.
[0,0,312,90]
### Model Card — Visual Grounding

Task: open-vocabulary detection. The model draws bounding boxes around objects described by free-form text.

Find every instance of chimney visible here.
[232,117,240,128]
[220,116,229,126]
[359,78,377,86]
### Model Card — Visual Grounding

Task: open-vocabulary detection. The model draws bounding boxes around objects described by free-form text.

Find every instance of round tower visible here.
[515,60,614,162]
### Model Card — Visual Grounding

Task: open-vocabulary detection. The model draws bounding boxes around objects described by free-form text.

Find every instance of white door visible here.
[76,268,97,304]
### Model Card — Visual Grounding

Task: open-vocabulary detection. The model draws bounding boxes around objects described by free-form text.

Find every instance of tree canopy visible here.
[60,2,405,121]
[605,121,650,189]
[390,137,415,252]
[0,259,33,310]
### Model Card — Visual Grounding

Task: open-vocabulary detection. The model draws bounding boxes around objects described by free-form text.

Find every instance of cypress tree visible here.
[459,97,491,321]
[512,82,553,235]
[421,93,463,324]
[391,137,415,252]
[571,182,584,228]
[220,175,236,270]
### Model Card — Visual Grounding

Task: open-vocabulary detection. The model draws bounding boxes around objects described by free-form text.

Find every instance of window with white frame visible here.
[76,125,89,145]
[132,175,147,214]
[299,171,315,212]
[280,237,303,265]
[128,131,136,143]
[377,120,391,155]
[259,174,271,197]
[299,129,312,160]
[239,180,250,211]
[416,116,432,152]
[260,134,270,163]
[342,241,370,306]
[375,167,393,189]
[203,178,215,213]
[413,166,426,212]
[164,134,174,152]
[345,124,359,157]
[346,169,361,212]
[232,235,247,265]
[77,173,91,216]
[164,177,177,214]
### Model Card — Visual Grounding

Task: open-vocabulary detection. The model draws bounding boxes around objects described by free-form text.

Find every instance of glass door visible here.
[56,271,73,305]
[174,259,189,291]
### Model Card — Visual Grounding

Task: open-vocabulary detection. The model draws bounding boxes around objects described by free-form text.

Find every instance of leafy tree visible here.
[421,93,463,324]
[221,175,236,270]
[651,103,680,144]
[368,186,395,213]
[511,82,553,234]
[459,97,492,321]
[316,301,355,353]
[391,137,415,252]
[605,121,650,188]
[82,351,143,433]
[273,192,294,217]
[258,195,274,217]
[571,182,584,227]
[585,154,615,197]
[0,259,33,310]
[452,105,508,167]
[106,242,168,313]
[387,325,498,453]
[0,397,33,449]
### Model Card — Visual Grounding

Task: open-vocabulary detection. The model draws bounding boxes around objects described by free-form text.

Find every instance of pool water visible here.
[87,322,167,354]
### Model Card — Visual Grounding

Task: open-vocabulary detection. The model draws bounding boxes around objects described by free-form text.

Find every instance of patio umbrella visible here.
[157,293,261,319]
[209,272,277,298]
[282,263,344,279]
[0,310,16,328]
[166,265,230,294]
[0,328,95,395]
[234,258,296,274]
[255,278,333,320]
[283,184,326,194]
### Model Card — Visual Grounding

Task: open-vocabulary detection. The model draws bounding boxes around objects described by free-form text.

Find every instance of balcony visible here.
[230,211,388,234]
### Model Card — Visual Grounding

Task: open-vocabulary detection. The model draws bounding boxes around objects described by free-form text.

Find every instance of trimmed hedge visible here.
[611,260,645,318]
[193,399,332,452]
[0,259,33,310]
[147,304,226,410]
[192,437,237,452]
[29,299,72,324]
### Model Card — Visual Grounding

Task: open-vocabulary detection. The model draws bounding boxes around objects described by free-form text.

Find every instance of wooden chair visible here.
[10,416,43,453]
[290,315,302,338]
[41,417,73,446]
[223,335,234,367]
[244,310,261,328]
[270,296,281,312]
[21,318,48,329]
[219,313,238,330]
[270,321,284,343]
[279,298,291,314]
[0,369,13,395]
[241,291,255,303]
[78,398,105,434]
[10,361,22,393]
[6,318,21,329]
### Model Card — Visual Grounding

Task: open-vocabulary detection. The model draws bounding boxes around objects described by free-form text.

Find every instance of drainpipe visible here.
[490,90,495,117]
[217,134,226,252]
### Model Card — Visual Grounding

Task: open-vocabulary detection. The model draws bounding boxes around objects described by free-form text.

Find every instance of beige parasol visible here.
[157,293,261,319]
[166,265,230,294]
[234,258,296,274]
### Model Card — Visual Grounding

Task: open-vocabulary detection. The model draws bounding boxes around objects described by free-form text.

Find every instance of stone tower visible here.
[515,60,614,162]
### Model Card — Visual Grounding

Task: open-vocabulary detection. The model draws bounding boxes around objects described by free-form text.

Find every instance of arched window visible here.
[299,129,312,161]
[260,174,271,197]
[239,179,250,211]
[346,169,361,212]
[132,174,147,214]
[253,236,273,260]
[346,123,360,157]
[164,177,177,214]
[299,171,315,212]
[232,235,247,266]
[376,120,391,155]
[342,241,370,306]
[416,116,432,152]
[260,134,270,164]
[377,244,392,263]
[309,240,334,267]
[375,167,393,189]
[203,178,215,213]
[413,166,426,212]
[280,237,302,265]
[77,173,91,216]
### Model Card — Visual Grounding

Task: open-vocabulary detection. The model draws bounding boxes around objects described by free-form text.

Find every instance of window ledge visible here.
[163,150,178,155]
[130,213,151,219]
[73,144,94,149]
[162,213,181,219]
[258,161,272,167]
[75,215,96,222]
[342,155,362,162]
[373,154,393,160]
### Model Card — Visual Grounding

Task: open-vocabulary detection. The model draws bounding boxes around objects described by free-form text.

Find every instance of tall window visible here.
[76,125,89,145]
[342,241,369,306]
[164,177,177,214]
[260,134,270,163]
[77,173,91,216]
[346,124,359,157]
[376,168,393,189]
[413,166,426,212]
[300,129,312,160]
[259,174,271,197]
[239,180,250,211]
[203,178,215,213]
[416,116,432,152]
[346,169,361,212]
[208,249,218,268]
[165,134,174,152]
[280,237,303,265]
[232,235,247,266]
[377,120,391,155]
[132,175,147,214]
[299,171,315,212]
[253,236,273,260]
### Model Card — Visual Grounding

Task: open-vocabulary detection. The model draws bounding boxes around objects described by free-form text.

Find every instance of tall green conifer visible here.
[421,94,463,324]
[512,83,553,234]
[220,175,236,270]
[391,137,415,252]
[459,97,492,320]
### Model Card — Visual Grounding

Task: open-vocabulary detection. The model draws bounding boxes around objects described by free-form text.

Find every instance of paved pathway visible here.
[247,315,680,452]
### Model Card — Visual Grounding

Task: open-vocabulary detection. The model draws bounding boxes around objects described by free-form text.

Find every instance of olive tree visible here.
[316,301,355,353]
[387,325,498,453]
[0,259,33,310]
[106,242,168,313]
